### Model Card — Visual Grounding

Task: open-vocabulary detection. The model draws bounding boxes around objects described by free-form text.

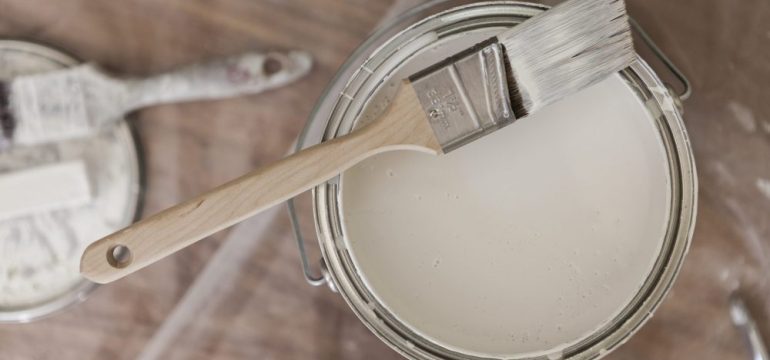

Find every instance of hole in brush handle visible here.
[106,244,133,269]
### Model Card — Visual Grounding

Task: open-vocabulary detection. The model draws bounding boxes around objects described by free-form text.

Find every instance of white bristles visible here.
[499,0,634,115]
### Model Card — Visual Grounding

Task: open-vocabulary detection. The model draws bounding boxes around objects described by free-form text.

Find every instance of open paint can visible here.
[0,41,143,322]
[290,1,696,359]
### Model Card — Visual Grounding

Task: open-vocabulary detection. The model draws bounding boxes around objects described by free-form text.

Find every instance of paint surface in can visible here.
[339,27,670,357]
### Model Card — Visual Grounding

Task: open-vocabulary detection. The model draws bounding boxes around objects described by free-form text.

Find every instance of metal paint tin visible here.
[0,40,143,322]
[291,1,696,358]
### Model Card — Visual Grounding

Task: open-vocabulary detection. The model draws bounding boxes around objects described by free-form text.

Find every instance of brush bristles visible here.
[0,81,13,148]
[499,0,634,116]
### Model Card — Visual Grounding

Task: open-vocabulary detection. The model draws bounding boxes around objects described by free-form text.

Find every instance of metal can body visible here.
[294,2,697,358]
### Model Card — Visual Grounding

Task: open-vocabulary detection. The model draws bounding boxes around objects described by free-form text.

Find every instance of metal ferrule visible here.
[409,38,515,153]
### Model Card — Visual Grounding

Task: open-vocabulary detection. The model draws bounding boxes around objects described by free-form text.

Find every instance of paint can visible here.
[290,2,696,358]
[0,41,143,322]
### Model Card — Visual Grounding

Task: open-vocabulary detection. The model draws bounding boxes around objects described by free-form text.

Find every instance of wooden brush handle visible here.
[80,84,440,284]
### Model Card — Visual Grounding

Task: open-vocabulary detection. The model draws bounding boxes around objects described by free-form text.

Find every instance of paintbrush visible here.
[0,51,312,149]
[81,0,635,283]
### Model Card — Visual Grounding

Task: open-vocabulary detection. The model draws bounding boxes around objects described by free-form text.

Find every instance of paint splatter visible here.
[710,161,736,186]
[724,197,768,270]
[727,101,757,132]
[719,268,730,281]
[757,178,770,200]
[761,121,770,135]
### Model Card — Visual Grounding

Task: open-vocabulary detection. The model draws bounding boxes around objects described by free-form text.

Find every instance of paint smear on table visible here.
[756,178,770,201]
[727,101,756,133]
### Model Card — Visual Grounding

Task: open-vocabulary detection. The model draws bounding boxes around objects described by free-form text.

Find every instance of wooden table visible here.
[0,0,768,359]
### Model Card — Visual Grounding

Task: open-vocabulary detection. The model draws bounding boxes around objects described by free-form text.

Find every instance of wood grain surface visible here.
[0,0,769,359]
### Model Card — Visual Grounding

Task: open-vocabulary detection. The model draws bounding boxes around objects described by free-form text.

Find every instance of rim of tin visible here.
[300,2,697,359]
[0,40,145,323]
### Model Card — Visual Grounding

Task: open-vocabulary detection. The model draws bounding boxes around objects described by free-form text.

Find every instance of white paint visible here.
[756,178,770,201]
[339,29,671,357]
[719,268,731,282]
[711,161,737,186]
[761,121,770,135]
[727,101,757,133]
[0,135,136,308]
[0,45,312,312]
[724,198,769,272]
[649,85,679,114]
[0,45,139,310]
[0,160,91,221]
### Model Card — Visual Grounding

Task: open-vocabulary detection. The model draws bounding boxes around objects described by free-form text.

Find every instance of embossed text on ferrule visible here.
[410,40,516,152]
[424,87,462,130]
